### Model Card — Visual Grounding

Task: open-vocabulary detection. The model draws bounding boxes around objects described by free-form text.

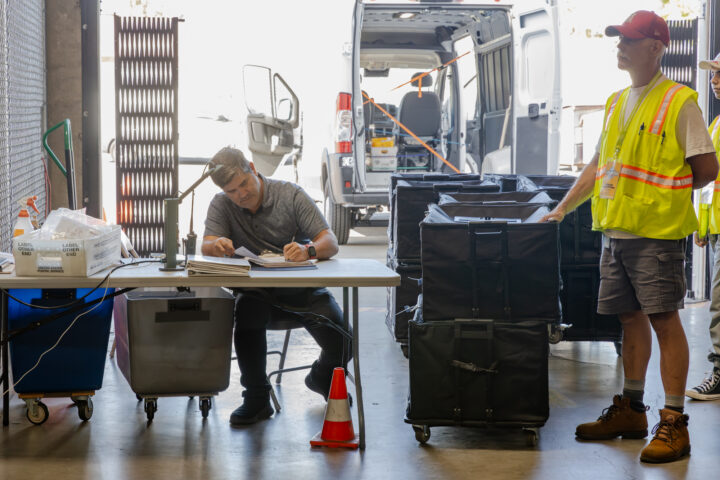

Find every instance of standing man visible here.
[686,53,720,401]
[541,11,718,463]
[202,147,351,425]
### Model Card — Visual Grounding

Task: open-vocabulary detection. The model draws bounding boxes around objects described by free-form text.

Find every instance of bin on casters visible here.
[113,287,235,422]
[8,287,115,425]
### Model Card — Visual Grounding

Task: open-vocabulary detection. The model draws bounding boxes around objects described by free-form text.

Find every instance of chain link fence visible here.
[0,0,46,252]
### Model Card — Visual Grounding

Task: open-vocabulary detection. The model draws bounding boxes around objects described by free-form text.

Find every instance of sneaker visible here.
[640,409,690,463]
[575,394,648,440]
[229,394,273,425]
[685,369,720,400]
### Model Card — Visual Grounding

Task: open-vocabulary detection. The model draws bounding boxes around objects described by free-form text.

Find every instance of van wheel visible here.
[324,181,351,245]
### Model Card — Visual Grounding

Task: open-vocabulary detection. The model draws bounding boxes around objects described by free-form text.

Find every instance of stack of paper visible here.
[186,255,251,276]
[234,247,316,269]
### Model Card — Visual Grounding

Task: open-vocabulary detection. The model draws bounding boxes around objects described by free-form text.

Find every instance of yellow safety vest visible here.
[592,79,698,239]
[705,116,720,235]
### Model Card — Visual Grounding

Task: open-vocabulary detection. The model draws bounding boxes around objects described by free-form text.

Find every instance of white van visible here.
[245,0,561,243]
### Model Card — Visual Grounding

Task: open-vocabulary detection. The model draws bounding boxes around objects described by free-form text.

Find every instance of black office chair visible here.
[266,315,313,412]
[396,72,441,170]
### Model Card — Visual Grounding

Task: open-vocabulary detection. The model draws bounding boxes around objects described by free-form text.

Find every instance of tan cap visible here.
[699,52,720,71]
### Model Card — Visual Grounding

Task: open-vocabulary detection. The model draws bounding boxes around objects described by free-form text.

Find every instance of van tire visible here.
[324,180,351,245]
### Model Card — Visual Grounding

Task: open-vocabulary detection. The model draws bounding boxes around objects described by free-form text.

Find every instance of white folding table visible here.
[0,258,400,449]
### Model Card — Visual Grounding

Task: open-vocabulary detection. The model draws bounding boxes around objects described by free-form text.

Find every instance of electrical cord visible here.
[0,258,161,310]
[1,259,161,347]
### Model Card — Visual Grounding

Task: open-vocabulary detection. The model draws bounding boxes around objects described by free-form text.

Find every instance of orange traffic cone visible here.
[310,367,359,449]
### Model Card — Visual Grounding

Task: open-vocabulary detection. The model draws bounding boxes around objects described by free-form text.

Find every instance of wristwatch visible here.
[306,244,317,260]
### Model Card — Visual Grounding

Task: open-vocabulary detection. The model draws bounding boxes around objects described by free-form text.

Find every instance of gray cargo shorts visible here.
[597,236,686,316]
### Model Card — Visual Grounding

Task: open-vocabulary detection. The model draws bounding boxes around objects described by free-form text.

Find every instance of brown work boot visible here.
[575,395,648,440]
[640,409,690,463]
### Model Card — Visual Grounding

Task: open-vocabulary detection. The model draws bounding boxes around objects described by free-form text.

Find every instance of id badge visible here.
[599,158,621,200]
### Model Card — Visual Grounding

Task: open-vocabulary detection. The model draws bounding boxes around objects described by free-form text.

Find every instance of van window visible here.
[454,35,479,124]
[523,31,553,99]
[480,45,511,113]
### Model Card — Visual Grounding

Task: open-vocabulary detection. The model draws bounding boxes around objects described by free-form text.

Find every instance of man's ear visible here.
[249,162,257,175]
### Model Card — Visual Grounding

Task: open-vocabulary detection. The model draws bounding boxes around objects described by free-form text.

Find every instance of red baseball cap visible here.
[605,10,670,47]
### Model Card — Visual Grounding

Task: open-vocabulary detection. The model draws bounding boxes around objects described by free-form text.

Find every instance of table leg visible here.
[351,287,365,449]
[2,289,8,426]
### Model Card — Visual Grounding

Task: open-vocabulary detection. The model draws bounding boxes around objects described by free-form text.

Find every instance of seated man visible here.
[201,147,351,425]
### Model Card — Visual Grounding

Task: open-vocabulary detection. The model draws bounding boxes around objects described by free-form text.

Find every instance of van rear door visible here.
[242,64,300,176]
[511,0,561,175]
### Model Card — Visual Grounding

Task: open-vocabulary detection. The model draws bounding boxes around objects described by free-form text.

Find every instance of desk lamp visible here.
[161,162,222,271]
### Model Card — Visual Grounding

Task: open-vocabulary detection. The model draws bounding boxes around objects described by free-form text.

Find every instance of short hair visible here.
[209,147,253,187]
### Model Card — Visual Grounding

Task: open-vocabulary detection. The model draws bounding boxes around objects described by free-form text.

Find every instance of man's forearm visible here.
[557,156,598,214]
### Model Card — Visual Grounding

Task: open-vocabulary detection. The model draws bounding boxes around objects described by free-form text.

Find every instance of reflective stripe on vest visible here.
[707,116,720,234]
[592,79,698,239]
[649,84,685,135]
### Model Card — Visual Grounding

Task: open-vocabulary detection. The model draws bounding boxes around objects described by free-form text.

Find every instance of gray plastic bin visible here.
[113,287,235,421]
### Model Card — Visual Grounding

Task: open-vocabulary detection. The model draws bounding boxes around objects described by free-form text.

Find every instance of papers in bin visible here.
[453,216,522,223]
[234,246,317,268]
[186,255,250,276]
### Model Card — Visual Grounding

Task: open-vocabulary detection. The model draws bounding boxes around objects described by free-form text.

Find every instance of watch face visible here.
[307,245,317,258]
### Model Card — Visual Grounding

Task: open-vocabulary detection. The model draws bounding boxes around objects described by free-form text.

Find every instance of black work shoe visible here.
[686,368,720,401]
[229,398,273,425]
[305,365,352,406]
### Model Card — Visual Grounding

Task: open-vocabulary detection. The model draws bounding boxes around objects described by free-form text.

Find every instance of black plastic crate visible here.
[385,261,422,343]
[391,178,499,261]
[421,203,561,321]
[406,311,548,427]
[560,265,622,342]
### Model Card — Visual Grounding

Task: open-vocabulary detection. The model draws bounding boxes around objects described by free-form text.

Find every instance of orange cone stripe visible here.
[362,92,460,174]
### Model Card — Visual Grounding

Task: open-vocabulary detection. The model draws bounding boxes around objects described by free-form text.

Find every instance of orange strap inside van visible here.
[362,91,460,174]
[391,51,471,97]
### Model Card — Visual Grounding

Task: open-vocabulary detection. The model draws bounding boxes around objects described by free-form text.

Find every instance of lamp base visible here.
[158,254,186,271]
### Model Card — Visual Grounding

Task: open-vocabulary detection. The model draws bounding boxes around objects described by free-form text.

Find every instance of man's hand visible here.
[694,232,709,247]
[208,237,235,257]
[283,242,309,262]
[540,205,567,223]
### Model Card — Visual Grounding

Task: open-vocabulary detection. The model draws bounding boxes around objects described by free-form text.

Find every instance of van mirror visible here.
[273,74,299,128]
[277,98,293,122]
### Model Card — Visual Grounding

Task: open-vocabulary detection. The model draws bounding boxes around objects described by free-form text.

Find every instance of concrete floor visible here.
[2,227,720,480]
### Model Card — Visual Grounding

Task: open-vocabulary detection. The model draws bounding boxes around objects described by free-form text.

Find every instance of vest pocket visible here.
[610,194,653,233]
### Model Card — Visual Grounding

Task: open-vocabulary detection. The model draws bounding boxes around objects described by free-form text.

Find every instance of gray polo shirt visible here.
[203,174,329,255]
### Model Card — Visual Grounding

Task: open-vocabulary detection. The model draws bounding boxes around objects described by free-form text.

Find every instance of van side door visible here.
[242,64,300,176]
[511,0,561,175]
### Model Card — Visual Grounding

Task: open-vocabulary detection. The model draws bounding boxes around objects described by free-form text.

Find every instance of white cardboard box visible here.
[370,146,398,171]
[13,225,122,276]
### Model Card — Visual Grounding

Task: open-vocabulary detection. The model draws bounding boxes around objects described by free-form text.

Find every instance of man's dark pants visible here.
[233,287,351,399]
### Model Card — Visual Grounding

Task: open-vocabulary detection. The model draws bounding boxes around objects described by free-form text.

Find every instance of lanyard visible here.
[614,70,662,154]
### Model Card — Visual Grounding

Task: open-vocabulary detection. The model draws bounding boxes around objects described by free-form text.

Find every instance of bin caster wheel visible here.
[200,397,211,418]
[26,401,49,425]
[614,341,622,356]
[144,398,157,422]
[548,326,563,344]
[413,425,430,444]
[400,343,409,359]
[77,398,93,421]
[523,428,539,447]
